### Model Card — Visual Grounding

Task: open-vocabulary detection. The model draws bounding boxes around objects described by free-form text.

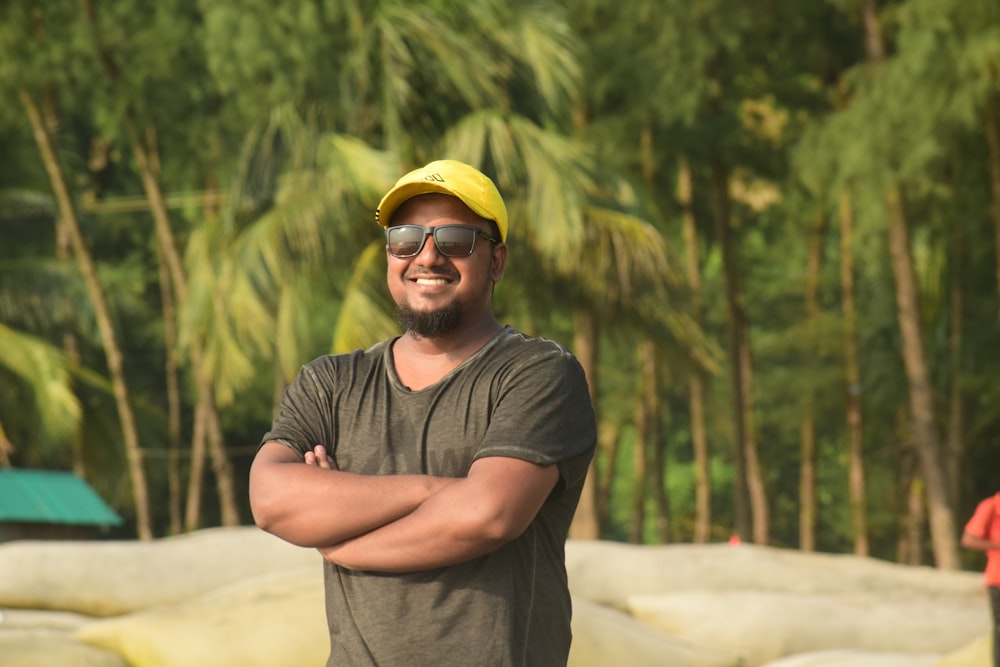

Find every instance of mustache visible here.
[404,268,459,281]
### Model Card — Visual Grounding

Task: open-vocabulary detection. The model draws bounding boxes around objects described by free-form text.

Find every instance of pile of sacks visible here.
[0,527,990,666]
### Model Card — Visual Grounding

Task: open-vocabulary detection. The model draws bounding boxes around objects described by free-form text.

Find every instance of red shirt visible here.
[964,492,1000,586]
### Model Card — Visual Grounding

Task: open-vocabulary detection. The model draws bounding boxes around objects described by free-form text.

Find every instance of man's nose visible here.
[414,230,446,262]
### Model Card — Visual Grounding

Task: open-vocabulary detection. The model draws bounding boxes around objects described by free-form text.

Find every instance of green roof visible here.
[0,469,122,526]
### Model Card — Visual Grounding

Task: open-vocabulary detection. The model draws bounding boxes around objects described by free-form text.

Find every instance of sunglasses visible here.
[385,224,499,258]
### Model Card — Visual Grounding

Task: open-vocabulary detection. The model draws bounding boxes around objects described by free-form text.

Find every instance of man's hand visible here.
[249,441,455,548]
[304,444,337,470]
[317,456,559,573]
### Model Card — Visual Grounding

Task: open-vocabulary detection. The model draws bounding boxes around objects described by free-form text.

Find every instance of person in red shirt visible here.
[962,491,1000,667]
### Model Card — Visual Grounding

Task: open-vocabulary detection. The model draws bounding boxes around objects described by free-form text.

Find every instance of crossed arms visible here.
[248,441,559,573]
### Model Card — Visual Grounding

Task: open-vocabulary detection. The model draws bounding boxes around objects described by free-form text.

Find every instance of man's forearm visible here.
[318,482,507,572]
[319,457,558,572]
[249,443,456,548]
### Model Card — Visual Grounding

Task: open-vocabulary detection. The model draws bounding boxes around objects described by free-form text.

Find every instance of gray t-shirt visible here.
[261,327,597,666]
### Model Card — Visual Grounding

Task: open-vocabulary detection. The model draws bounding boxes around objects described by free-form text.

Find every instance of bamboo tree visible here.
[595,420,624,532]
[799,213,825,552]
[712,159,759,543]
[79,0,241,528]
[862,0,959,569]
[629,340,651,543]
[645,341,670,543]
[155,240,183,534]
[55,194,87,478]
[570,309,601,540]
[884,187,958,568]
[678,157,712,544]
[985,101,1000,319]
[839,191,869,556]
[19,89,153,541]
[945,234,964,508]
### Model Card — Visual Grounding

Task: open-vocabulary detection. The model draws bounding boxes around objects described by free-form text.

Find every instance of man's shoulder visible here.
[294,340,392,385]
[302,340,392,368]
[496,327,576,359]
[489,329,589,392]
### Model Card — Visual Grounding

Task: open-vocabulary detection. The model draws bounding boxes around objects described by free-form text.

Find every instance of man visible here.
[961,490,1000,667]
[249,159,597,667]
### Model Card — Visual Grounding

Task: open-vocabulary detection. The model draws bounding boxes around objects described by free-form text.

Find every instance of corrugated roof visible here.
[0,469,122,526]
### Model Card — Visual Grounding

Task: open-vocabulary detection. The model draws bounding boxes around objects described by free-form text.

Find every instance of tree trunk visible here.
[799,214,824,552]
[678,156,712,544]
[945,235,964,510]
[861,0,885,62]
[54,192,88,479]
[185,396,208,531]
[738,316,769,545]
[645,341,670,544]
[634,131,671,543]
[799,404,817,552]
[20,88,154,541]
[984,100,1000,320]
[862,0,957,570]
[839,192,869,556]
[156,240,184,535]
[884,187,959,569]
[127,122,241,527]
[631,338,665,544]
[711,160,753,542]
[630,346,649,544]
[206,394,240,526]
[597,420,623,530]
[899,467,925,567]
[569,308,600,540]
[83,0,240,529]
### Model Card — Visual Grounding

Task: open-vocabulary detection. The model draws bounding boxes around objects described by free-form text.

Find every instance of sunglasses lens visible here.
[387,226,425,257]
[387,225,481,257]
[433,227,476,256]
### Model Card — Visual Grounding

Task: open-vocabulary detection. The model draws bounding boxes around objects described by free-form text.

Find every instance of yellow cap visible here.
[376,159,508,242]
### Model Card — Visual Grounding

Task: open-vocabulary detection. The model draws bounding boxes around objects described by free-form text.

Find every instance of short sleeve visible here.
[259,360,335,458]
[474,341,596,489]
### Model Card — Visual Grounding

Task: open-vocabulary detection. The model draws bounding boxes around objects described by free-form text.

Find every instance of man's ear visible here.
[491,243,507,283]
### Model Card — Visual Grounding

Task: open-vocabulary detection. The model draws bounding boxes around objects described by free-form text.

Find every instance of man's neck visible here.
[392,319,503,390]
[401,317,504,358]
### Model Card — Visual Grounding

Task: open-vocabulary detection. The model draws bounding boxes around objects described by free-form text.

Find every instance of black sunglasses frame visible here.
[385,224,499,258]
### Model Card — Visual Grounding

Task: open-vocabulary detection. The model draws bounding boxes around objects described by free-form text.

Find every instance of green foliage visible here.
[1,0,998,564]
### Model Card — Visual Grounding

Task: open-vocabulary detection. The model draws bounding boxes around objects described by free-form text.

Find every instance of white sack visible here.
[0,526,317,616]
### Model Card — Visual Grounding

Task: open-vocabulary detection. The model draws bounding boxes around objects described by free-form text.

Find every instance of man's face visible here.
[386,193,506,338]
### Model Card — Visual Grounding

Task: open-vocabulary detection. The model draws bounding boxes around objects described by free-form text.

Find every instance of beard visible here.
[397,299,464,338]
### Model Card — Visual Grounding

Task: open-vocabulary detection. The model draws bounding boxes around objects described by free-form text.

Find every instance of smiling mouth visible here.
[408,273,456,285]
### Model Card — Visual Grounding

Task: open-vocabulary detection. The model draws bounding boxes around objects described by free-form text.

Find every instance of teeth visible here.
[415,278,448,285]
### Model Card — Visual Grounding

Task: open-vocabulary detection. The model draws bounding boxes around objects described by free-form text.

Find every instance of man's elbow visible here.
[248,472,298,539]
[249,489,283,535]
[249,499,317,548]
[461,500,532,546]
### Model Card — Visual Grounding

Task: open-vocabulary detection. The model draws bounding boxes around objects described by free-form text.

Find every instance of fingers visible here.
[304,444,336,470]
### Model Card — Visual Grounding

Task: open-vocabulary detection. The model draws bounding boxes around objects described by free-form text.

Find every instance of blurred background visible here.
[0,0,998,575]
